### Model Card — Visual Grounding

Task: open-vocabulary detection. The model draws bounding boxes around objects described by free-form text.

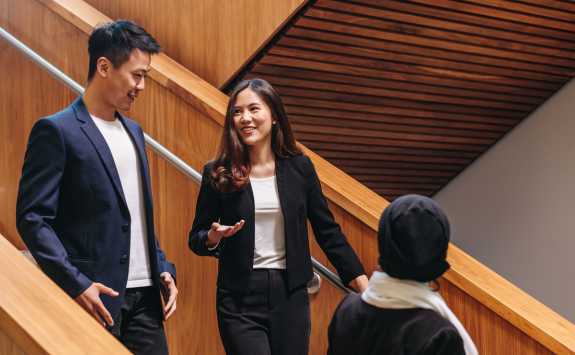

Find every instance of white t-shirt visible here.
[251,175,286,269]
[91,115,153,288]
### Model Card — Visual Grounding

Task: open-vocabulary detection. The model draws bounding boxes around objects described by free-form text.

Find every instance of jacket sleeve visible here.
[188,163,222,257]
[304,156,366,285]
[16,118,93,298]
[155,238,177,279]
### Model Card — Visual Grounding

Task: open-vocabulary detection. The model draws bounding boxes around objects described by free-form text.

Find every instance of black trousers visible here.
[109,286,169,355]
[217,269,311,355]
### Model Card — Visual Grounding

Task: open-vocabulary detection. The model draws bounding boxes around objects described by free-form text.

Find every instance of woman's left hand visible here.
[350,275,369,293]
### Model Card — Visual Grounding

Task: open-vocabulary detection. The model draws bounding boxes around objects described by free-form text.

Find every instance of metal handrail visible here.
[0,26,351,295]
[0,27,202,184]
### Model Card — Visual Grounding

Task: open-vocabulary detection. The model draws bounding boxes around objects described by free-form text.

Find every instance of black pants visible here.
[217,269,311,355]
[109,287,168,355]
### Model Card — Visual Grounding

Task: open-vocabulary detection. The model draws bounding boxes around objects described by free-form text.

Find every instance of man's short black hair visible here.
[87,20,160,81]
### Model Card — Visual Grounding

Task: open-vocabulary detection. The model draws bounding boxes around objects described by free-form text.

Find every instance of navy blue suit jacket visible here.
[16,97,176,318]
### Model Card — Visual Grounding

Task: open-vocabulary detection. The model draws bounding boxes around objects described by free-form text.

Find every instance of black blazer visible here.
[189,154,365,292]
[16,97,176,318]
[328,293,465,355]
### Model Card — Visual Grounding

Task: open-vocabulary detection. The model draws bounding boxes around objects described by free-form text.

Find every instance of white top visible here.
[91,115,153,288]
[251,175,286,269]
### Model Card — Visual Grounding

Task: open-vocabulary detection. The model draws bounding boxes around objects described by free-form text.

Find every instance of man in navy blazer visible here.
[16,20,177,354]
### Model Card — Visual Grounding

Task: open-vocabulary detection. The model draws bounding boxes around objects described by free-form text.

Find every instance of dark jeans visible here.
[109,286,168,355]
[217,269,311,355]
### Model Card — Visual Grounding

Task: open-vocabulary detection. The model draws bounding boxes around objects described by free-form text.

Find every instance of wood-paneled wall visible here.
[0,40,78,249]
[0,233,131,354]
[0,331,26,355]
[0,1,224,353]
[1,0,574,354]
[81,0,304,87]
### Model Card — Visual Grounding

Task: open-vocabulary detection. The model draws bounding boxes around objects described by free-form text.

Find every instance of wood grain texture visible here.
[0,330,26,355]
[80,0,305,87]
[0,234,131,354]
[2,0,575,354]
[0,1,223,354]
[232,0,575,201]
[0,39,77,249]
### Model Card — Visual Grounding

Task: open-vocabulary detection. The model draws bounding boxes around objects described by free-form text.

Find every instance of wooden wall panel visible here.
[2,0,574,354]
[0,331,26,355]
[440,280,552,355]
[81,0,305,87]
[0,1,224,354]
[0,233,131,354]
[0,41,77,249]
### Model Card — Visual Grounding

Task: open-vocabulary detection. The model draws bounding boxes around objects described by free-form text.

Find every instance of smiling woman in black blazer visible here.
[189,78,368,355]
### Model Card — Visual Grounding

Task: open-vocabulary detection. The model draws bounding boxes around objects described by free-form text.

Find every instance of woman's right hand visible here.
[206,220,245,248]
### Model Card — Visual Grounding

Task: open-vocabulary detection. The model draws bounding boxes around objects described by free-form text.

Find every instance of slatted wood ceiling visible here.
[225,0,575,200]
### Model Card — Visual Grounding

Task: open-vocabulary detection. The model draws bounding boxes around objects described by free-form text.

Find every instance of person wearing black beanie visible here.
[327,195,478,355]
[378,194,450,283]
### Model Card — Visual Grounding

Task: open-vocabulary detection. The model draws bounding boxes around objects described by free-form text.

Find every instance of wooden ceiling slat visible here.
[353,0,575,42]
[317,150,471,165]
[285,106,512,132]
[365,182,439,190]
[295,17,575,69]
[292,124,493,145]
[295,132,486,152]
[300,141,478,159]
[309,4,575,62]
[277,86,526,119]
[287,26,572,83]
[270,46,563,91]
[262,55,552,97]
[252,64,541,104]
[464,0,575,22]
[354,174,450,184]
[288,115,501,139]
[231,0,575,199]
[282,96,520,125]
[372,187,437,196]
[517,0,575,14]
[316,0,575,53]
[279,35,568,83]
[406,0,575,32]
[373,187,435,196]
[330,159,462,172]
[263,73,534,111]
[343,166,455,177]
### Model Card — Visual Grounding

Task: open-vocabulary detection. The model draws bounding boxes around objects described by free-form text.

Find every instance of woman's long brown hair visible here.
[211,78,301,192]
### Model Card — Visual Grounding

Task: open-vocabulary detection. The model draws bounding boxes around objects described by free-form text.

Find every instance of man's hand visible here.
[75,282,118,327]
[206,220,245,248]
[160,272,178,320]
[350,274,369,293]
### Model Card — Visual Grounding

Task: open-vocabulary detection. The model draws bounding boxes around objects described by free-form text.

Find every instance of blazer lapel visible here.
[275,158,290,228]
[73,98,128,211]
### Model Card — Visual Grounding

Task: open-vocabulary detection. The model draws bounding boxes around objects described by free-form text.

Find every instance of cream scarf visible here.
[361,271,478,355]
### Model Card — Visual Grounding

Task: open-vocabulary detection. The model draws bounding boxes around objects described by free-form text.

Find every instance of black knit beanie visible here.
[378,194,450,282]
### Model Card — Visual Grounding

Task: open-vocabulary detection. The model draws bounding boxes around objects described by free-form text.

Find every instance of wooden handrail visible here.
[0,233,130,354]
[32,0,575,353]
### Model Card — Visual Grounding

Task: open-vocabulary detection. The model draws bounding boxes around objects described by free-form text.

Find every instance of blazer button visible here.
[120,254,128,264]
[122,224,129,232]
